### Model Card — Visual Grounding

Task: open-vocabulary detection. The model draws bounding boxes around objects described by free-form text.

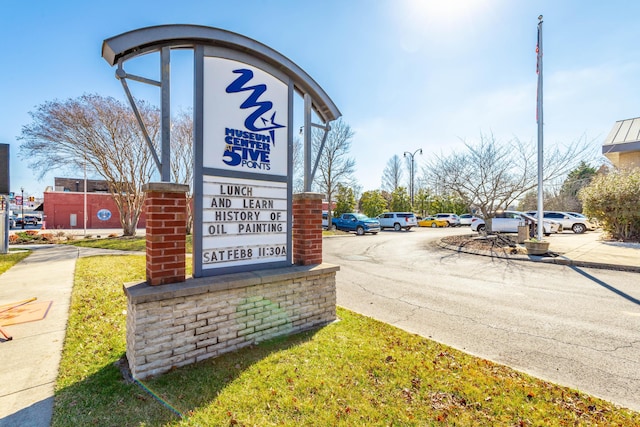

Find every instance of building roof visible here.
[602,117,640,155]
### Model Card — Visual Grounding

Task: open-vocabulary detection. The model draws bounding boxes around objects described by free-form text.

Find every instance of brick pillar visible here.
[293,192,323,265]
[143,183,189,286]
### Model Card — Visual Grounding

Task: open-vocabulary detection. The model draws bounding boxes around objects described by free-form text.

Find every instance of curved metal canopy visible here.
[102,24,341,123]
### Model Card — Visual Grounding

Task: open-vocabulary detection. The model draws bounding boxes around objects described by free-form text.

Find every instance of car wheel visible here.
[393,223,401,231]
[445,222,450,227]
[431,223,437,228]
[356,226,365,236]
[572,223,586,234]
[477,224,486,232]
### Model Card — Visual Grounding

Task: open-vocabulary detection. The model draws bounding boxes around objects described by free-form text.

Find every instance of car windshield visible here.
[353,213,369,220]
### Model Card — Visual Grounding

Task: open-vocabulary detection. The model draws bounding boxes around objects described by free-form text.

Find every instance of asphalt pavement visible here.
[0,230,638,425]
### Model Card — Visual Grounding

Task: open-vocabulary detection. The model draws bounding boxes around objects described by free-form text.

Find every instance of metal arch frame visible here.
[102,24,341,186]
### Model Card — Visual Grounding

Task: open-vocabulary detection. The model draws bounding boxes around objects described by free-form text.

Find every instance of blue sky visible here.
[2,0,640,197]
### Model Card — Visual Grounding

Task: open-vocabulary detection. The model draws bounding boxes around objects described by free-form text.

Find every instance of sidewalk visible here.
[440,230,640,272]
[0,245,77,427]
[0,245,143,427]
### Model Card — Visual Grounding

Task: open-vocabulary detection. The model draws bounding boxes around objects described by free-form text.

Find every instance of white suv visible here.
[435,213,460,227]
[376,212,418,231]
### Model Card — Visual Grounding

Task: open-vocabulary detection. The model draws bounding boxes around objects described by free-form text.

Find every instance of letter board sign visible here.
[194,48,293,277]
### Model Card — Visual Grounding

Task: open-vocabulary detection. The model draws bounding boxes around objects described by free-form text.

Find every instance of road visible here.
[324,227,640,411]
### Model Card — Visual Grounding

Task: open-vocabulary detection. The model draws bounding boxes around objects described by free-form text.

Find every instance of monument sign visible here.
[195,49,293,276]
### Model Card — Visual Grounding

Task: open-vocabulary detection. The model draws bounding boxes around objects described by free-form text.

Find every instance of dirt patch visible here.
[441,234,528,255]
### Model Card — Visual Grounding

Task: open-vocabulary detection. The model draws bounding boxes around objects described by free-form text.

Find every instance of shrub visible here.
[8,231,54,244]
[580,168,640,241]
[41,233,56,242]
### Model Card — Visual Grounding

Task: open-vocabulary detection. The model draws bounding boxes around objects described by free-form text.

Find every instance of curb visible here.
[437,240,640,273]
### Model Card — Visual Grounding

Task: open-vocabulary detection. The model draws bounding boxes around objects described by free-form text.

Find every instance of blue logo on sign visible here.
[97,209,112,221]
[222,68,285,170]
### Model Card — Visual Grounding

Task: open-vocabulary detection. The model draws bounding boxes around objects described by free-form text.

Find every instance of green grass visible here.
[64,234,193,253]
[53,255,640,426]
[0,250,30,275]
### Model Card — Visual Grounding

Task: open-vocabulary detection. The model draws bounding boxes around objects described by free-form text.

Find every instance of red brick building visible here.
[43,178,146,230]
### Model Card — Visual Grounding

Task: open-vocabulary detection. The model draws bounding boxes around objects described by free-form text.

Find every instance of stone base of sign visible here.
[123,263,339,379]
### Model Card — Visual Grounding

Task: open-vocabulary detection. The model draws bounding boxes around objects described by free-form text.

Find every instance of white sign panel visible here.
[201,176,287,270]
[202,57,288,177]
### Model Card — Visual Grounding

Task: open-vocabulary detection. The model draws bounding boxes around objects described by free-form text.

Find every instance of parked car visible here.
[566,212,588,219]
[418,216,449,228]
[25,215,40,224]
[525,210,595,234]
[331,213,380,235]
[470,211,561,236]
[435,213,460,227]
[322,211,329,229]
[459,214,475,226]
[376,212,418,231]
[567,212,599,228]
[15,215,38,226]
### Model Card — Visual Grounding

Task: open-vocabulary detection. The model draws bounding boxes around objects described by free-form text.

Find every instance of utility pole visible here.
[403,148,422,207]
[20,187,24,229]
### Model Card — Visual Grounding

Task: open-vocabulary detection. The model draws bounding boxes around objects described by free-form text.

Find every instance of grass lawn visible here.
[63,234,193,253]
[52,255,640,426]
[0,250,30,275]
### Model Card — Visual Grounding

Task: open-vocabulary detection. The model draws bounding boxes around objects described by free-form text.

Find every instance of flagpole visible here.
[536,15,544,241]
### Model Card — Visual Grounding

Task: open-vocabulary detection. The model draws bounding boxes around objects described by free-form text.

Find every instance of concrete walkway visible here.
[0,245,77,427]
[0,232,637,426]
[0,245,143,427]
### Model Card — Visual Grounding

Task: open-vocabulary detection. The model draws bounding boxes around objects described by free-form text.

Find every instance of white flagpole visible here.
[536,15,544,241]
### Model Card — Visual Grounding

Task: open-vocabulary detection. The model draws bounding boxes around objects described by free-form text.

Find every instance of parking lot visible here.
[324,225,640,411]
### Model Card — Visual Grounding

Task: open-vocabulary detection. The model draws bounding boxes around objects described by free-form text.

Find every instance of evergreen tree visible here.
[559,161,597,212]
[333,184,356,216]
[359,190,388,218]
[390,187,411,212]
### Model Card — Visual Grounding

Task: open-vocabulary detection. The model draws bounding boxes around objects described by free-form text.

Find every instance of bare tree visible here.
[170,109,194,233]
[381,155,404,192]
[19,94,159,236]
[425,133,593,222]
[312,118,356,225]
[292,136,304,193]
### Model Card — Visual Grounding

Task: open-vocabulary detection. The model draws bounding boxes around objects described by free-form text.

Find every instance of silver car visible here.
[526,211,595,234]
[471,211,561,235]
[435,213,460,227]
[459,213,475,226]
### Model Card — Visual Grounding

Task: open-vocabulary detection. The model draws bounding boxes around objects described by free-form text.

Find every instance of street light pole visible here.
[20,187,24,229]
[403,148,422,208]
